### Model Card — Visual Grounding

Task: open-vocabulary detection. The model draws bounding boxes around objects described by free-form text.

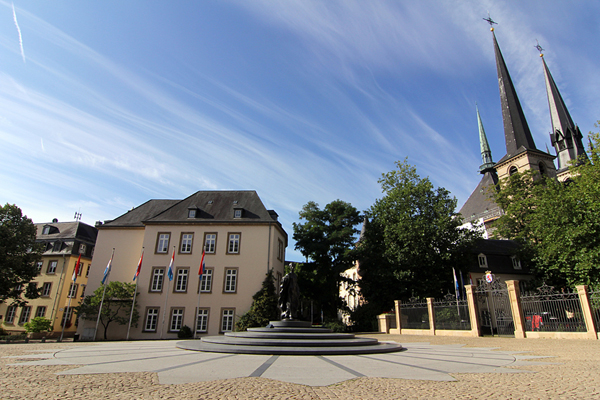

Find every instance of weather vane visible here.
[74,211,82,221]
[483,13,497,28]
[535,40,544,57]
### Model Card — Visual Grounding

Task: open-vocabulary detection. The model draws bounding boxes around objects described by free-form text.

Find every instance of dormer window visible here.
[188,209,197,218]
[478,253,488,268]
[511,256,522,270]
[79,244,86,255]
[42,225,51,235]
[509,166,518,176]
[233,208,243,218]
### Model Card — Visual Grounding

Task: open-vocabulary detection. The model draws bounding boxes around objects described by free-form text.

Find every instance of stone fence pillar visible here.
[427,298,435,335]
[465,285,480,337]
[576,285,598,339]
[506,280,525,338]
[394,300,401,333]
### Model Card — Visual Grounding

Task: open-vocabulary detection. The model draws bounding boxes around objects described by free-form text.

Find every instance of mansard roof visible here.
[100,199,179,228]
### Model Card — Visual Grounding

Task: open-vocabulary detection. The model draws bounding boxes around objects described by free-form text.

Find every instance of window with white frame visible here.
[204,233,216,253]
[47,260,58,274]
[196,309,209,333]
[36,261,43,271]
[42,225,51,235]
[42,282,52,297]
[144,308,159,332]
[170,308,184,332]
[511,256,522,270]
[200,268,213,293]
[180,233,193,253]
[68,283,78,298]
[35,306,46,318]
[19,306,31,324]
[227,233,240,254]
[188,209,197,218]
[79,244,86,255]
[5,306,16,323]
[156,233,170,253]
[233,209,242,218]
[478,254,488,268]
[224,268,237,293]
[221,309,234,332]
[175,268,189,292]
[150,268,165,292]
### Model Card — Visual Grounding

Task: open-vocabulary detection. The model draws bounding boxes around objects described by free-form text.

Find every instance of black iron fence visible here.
[399,299,429,330]
[520,284,586,332]
[433,295,471,330]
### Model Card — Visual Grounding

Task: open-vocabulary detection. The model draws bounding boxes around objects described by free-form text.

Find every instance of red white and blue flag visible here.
[198,250,205,276]
[133,250,144,281]
[167,248,175,281]
[72,254,82,282]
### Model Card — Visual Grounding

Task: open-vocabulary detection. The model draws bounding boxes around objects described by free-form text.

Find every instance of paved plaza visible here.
[1,334,599,399]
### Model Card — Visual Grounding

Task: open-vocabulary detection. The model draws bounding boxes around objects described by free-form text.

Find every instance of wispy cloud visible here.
[11,3,25,63]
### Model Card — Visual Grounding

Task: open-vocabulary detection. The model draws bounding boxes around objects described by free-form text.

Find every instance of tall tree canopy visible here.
[236,269,279,331]
[357,160,479,312]
[292,200,362,320]
[0,204,43,304]
[76,281,138,340]
[493,129,600,288]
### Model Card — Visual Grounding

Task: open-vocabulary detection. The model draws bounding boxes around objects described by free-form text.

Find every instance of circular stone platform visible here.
[177,320,403,355]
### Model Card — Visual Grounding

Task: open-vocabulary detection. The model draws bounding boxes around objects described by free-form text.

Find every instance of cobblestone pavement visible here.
[1,334,599,399]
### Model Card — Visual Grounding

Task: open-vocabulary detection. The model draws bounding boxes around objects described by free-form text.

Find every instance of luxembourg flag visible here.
[198,250,205,276]
[101,253,113,285]
[452,267,460,300]
[133,250,144,281]
[72,254,82,282]
[167,248,175,281]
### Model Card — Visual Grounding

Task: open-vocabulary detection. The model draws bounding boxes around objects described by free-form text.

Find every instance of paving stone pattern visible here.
[1,334,599,399]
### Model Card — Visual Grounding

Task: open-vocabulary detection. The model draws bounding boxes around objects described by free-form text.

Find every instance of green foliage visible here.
[75,281,138,340]
[323,319,347,333]
[0,204,43,304]
[356,160,480,313]
[292,200,362,320]
[23,317,53,333]
[492,128,600,287]
[235,270,279,331]
[177,325,193,338]
[348,302,379,332]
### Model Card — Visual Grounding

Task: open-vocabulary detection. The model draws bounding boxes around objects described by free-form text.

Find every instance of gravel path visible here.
[1,334,598,399]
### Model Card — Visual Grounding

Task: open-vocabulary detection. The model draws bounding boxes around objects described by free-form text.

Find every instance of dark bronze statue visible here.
[279,264,300,320]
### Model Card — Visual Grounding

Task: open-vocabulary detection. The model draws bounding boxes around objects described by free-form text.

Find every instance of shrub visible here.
[24,317,53,333]
[177,325,193,339]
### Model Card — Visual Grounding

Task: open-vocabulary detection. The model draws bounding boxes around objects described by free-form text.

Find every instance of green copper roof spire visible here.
[477,105,495,173]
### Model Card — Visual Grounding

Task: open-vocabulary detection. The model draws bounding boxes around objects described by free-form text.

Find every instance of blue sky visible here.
[1,1,599,261]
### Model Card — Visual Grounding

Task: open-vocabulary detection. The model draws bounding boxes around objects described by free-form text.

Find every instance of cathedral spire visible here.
[538,44,587,171]
[491,26,537,156]
[477,105,495,173]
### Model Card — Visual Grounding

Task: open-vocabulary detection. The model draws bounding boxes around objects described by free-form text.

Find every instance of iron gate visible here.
[474,276,514,336]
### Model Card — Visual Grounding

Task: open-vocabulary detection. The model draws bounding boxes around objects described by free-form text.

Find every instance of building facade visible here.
[78,190,287,340]
[0,220,97,337]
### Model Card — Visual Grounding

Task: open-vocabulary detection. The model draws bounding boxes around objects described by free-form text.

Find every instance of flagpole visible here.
[160,246,175,339]
[126,247,144,340]
[194,250,205,339]
[94,248,114,341]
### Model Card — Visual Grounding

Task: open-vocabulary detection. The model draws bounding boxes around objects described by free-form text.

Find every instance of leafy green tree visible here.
[0,204,43,304]
[75,281,138,340]
[236,269,279,331]
[292,200,362,320]
[357,160,479,313]
[24,317,53,333]
[493,129,600,287]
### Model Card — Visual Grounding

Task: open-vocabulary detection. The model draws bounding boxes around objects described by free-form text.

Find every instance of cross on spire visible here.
[483,13,497,28]
[535,40,544,56]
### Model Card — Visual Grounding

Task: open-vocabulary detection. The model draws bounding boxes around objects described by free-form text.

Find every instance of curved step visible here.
[178,340,403,355]
[203,336,378,347]
[226,331,355,340]
[248,327,332,333]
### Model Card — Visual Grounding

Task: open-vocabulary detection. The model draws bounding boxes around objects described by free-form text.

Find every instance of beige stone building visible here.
[0,220,97,337]
[78,190,287,340]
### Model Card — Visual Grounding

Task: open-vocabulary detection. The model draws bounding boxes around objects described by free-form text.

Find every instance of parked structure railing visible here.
[433,294,471,331]
[400,298,430,330]
[589,287,600,332]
